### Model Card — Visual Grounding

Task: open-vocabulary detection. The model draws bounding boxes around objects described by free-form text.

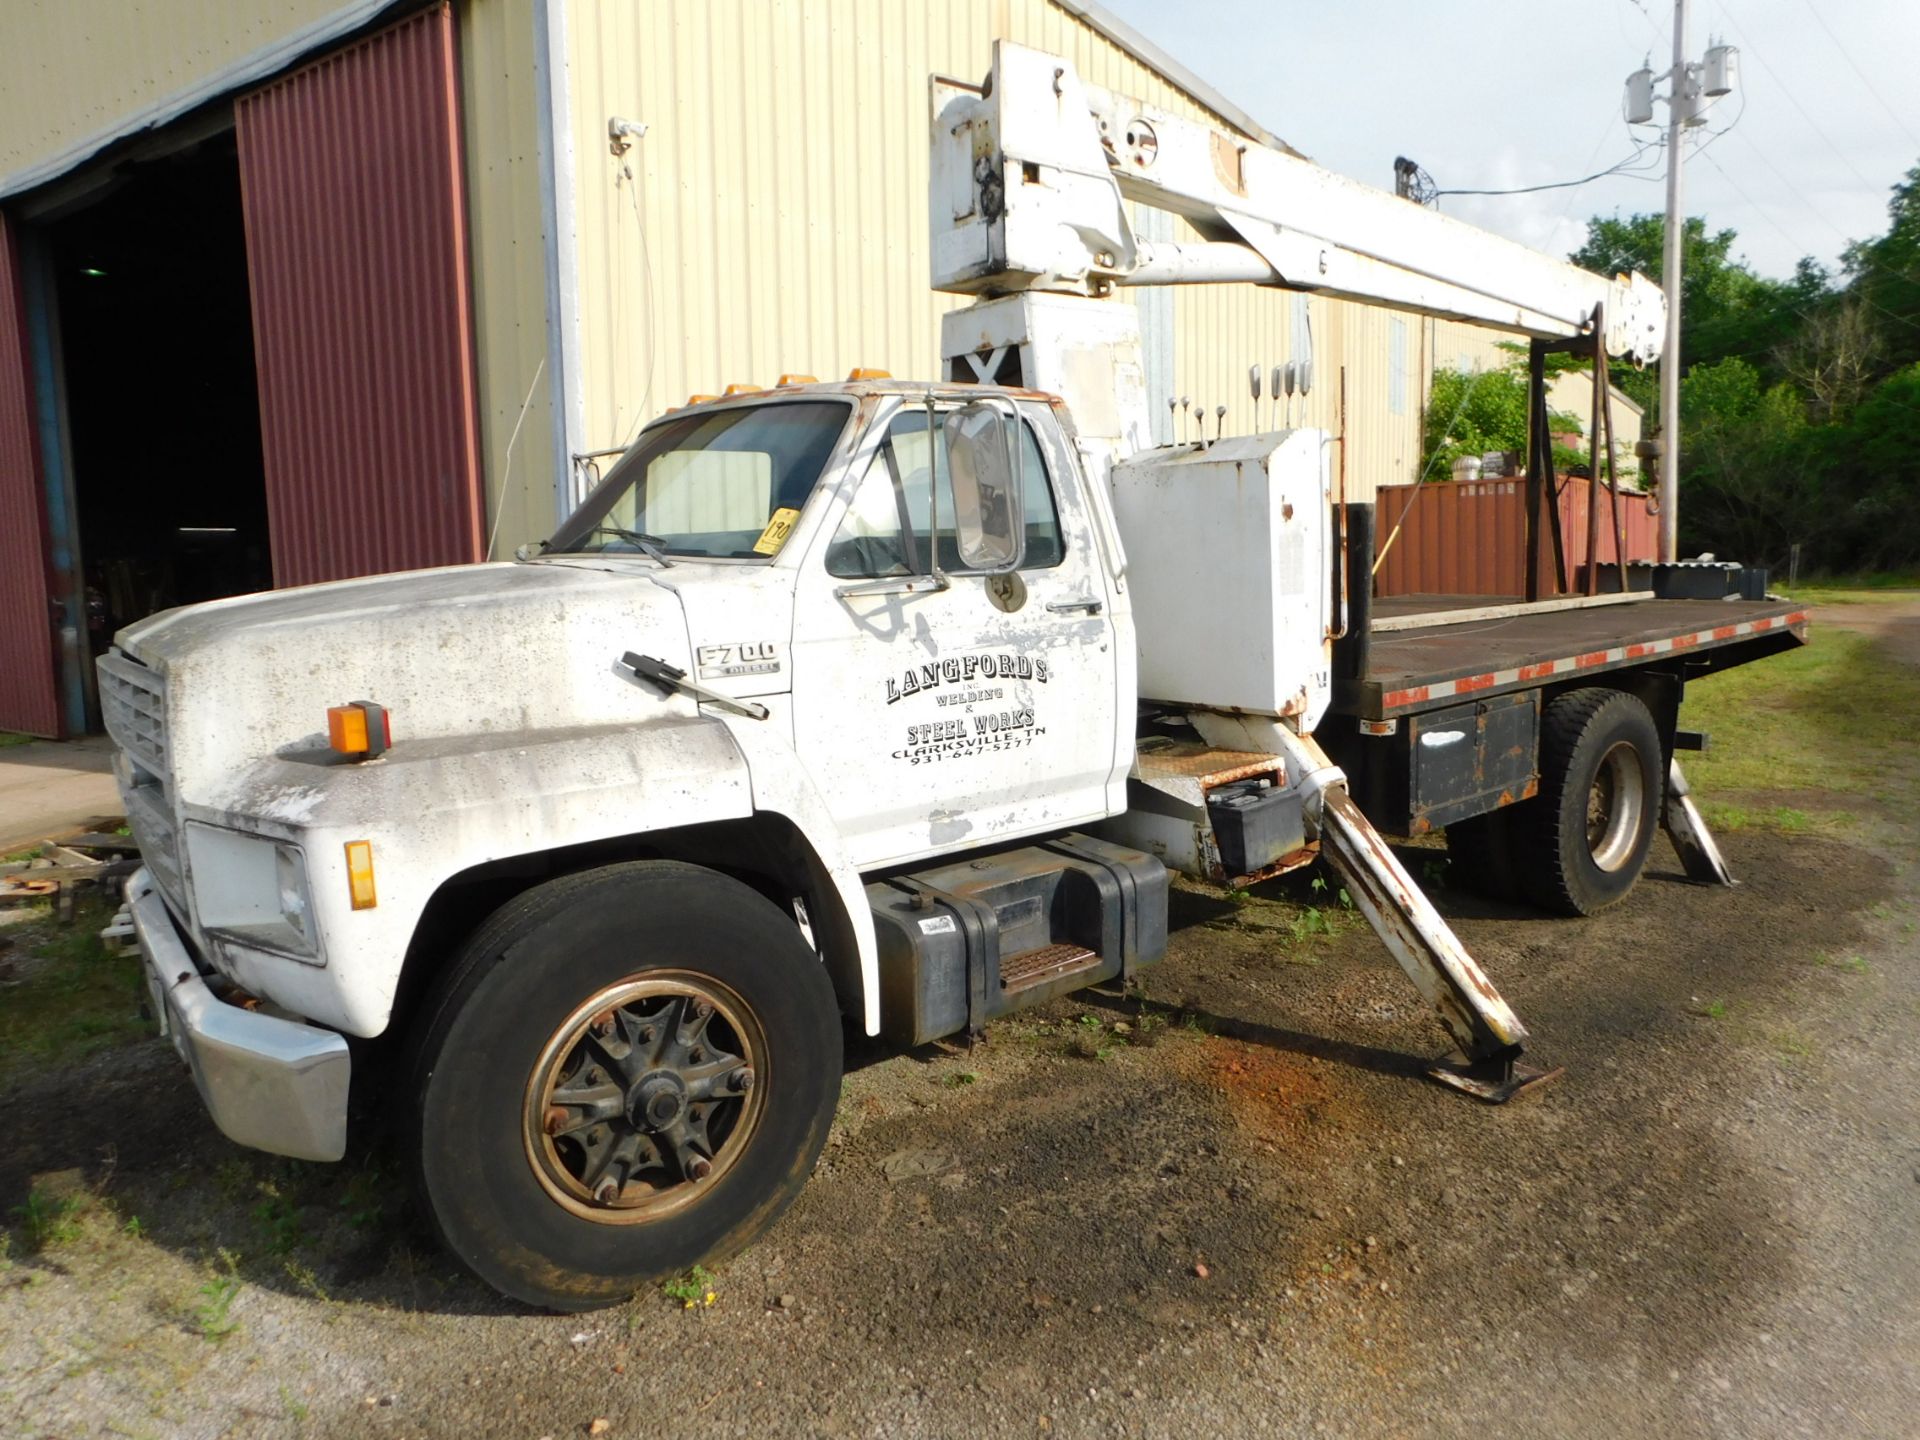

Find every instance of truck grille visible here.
[97,649,184,905]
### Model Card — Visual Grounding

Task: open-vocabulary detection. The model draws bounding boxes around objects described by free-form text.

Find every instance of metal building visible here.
[0,0,1535,738]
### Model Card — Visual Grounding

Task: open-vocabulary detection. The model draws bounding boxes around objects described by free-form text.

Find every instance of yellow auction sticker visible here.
[752,506,801,555]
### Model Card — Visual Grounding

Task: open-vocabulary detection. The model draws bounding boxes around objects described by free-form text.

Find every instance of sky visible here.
[1095,0,1920,282]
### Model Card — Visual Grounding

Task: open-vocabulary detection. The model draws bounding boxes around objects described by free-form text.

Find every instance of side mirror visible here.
[942,401,1024,572]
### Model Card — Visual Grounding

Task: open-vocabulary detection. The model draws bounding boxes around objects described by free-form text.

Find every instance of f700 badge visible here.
[696,642,782,678]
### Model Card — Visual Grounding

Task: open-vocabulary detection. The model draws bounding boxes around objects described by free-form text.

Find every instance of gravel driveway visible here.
[5,602,1916,1440]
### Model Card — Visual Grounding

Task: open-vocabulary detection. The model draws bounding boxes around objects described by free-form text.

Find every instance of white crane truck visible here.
[103,43,1809,1309]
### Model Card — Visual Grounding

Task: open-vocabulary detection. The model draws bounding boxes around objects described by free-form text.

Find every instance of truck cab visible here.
[106,376,1187,1309]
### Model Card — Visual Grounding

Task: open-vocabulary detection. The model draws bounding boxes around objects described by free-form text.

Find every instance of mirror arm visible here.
[924,391,949,589]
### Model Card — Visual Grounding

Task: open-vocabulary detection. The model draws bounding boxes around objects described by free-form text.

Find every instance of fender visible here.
[706,708,882,1036]
[180,714,754,1036]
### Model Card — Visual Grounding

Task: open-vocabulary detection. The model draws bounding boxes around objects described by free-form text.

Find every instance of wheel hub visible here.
[522,974,767,1224]
[632,1072,688,1130]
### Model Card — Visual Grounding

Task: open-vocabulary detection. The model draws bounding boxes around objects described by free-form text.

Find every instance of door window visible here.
[825,410,1064,578]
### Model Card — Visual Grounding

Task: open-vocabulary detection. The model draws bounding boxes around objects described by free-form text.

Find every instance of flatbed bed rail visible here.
[1335,596,1810,720]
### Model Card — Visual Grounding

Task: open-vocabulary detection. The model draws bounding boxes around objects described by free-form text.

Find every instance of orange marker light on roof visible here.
[326,701,390,759]
[344,840,378,910]
[846,366,891,380]
[685,393,719,406]
[722,383,760,395]
[775,373,817,386]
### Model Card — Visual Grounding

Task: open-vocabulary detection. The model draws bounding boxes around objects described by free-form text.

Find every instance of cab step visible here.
[1001,942,1099,994]
[866,833,1168,1046]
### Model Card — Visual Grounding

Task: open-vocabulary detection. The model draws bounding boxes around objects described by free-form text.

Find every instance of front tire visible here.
[408,861,842,1311]
[1517,688,1664,916]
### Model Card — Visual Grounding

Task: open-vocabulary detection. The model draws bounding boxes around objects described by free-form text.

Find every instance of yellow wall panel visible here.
[0,0,381,194]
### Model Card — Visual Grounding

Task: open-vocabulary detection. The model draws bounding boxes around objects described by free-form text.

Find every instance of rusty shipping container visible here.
[1373,478,1659,598]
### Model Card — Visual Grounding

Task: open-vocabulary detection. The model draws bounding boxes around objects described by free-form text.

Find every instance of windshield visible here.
[546,400,853,559]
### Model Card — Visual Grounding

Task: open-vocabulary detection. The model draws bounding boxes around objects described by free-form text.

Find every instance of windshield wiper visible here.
[582,524,675,567]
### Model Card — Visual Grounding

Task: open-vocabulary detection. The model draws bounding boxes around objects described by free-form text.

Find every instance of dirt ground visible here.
[4,599,1918,1440]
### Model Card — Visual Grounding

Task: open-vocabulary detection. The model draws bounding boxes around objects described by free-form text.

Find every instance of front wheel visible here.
[1517,688,1664,916]
[408,861,843,1311]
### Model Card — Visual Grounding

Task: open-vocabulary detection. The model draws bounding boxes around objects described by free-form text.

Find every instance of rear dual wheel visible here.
[1446,687,1664,916]
[409,861,842,1311]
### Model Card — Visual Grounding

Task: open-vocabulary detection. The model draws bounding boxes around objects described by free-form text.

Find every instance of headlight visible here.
[182,823,321,963]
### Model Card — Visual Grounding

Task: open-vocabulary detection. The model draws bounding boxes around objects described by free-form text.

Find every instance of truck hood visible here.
[115,561,700,805]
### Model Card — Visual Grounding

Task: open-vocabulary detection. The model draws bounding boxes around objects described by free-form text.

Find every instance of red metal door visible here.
[0,214,63,738]
[235,3,485,588]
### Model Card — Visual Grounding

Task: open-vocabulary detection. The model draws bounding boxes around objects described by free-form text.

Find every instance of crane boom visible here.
[931,43,1665,363]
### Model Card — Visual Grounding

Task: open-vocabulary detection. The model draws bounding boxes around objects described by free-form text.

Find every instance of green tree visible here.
[1421,364,1584,479]
[1843,163,1920,372]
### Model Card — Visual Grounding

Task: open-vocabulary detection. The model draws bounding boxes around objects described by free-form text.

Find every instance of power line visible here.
[1436,141,1665,198]
[1709,5,1882,195]
[1791,0,1920,153]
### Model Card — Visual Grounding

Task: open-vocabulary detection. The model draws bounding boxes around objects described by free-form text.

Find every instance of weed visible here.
[284,1258,332,1304]
[1844,955,1872,974]
[193,1255,244,1341]
[0,1232,12,1270]
[1771,1029,1815,1061]
[251,1194,305,1255]
[341,1166,390,1231]
[663,1264,717,1308]
[1422,858,1448,889]
[122,1215,146,1239]
[280,1385,310,1423]
[13,1190,85,1251]
[1693,999,1728,1020]
[1125,1013,1165,1048]
[942,1071,979,1088]
[1225,886,1254,907]
[0,731,36,750]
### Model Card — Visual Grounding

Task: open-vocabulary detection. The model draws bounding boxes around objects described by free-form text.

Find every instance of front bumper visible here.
[129,868,350,1162]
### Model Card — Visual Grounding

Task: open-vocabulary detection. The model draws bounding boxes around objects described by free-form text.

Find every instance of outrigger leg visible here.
[1662,757,1736,886]
[1271,729,1562,1104]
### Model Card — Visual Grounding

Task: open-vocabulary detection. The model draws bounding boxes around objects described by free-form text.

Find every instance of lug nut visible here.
[692,999,713,1021]
[595,1180,620,1203]
[637,1026,655,1044]
[732,1067,756,1092]
[592,1010,616,1036]
[543,1105,569,1134]
[687,1157,712,1181]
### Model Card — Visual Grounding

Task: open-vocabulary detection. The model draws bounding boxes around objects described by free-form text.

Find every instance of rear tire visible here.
[1517,688,1664,916]
[408,860,842,1311]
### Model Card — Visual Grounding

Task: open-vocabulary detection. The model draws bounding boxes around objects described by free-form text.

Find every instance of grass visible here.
[1681,624,1920,828]
[0,896,149,1086]
[13,1189,86,1251]
[0,730,35,749]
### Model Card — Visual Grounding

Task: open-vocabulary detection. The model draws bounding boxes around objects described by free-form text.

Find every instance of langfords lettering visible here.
[886,651,1051,703]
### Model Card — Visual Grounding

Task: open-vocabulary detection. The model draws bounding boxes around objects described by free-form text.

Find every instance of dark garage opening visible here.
[48,130,271,673]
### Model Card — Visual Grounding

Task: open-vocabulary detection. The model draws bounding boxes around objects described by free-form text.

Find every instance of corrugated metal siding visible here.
[0,0,392,198]
[0,214,62,738]
[1374,479,1659,598]
[457,0,553,553]
[544,0,1341,525]
[437,0,1563,546]
[236,3,486,586]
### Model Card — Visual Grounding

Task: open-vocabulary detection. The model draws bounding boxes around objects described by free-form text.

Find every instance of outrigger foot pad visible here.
[1426,1051,1565,1104]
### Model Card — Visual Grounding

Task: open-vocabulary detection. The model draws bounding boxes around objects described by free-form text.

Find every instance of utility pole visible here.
[1657,0,1689,563]
[1624,7,1737,562]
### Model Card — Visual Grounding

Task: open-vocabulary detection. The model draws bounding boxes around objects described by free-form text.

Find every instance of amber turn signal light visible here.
[327,701,391,759]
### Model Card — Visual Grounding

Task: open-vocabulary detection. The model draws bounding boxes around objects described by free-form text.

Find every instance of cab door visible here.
[789,399,1124,871]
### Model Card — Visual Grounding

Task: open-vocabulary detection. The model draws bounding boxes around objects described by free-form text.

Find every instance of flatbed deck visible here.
[1336,594,1811,719]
